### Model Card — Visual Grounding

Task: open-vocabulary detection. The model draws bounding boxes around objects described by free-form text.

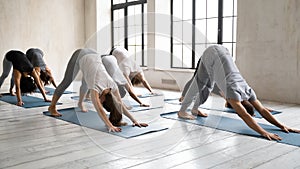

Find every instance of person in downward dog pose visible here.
[4,50,50,106]
[26,48,57,89]
[179,57,255,116]
[101,54,149,107]
[178,45,300,140]
[48,48,148,132]
[110,47,155,95]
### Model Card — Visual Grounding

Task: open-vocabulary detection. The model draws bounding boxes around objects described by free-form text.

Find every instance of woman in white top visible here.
[179,45,300,140]
[110,47,154,94]
[101,54,149,107]
[48,48,147,132]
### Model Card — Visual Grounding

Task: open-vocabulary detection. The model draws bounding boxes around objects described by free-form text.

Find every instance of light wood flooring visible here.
[0,85,300,169]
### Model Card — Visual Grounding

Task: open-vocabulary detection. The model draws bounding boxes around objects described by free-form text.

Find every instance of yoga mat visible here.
[199,105,281,118]
[138,93,163,98]
[35,87,74,95]
[0,93,61,108]
[122,100,163,112]
[161,111,300,147]
[71,96,91,102]
[164,99,281,119]
[129,105,163,112]
[43,108,168,138]
[71,96,163,112]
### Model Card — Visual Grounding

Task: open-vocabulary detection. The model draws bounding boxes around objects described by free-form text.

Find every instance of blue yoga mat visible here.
[0,93,61,108]
[35,87,74,95]
[129,105,163,112]
[138,93,163,98]
[164,99,281,119]
[161,111,300,147]
[70,96,91,102]
[122,99,163,112]
[71,96,163,112]
[43,107,168,138]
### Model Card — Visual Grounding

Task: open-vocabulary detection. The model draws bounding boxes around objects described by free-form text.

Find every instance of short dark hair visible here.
[20,76,37,93]
[40,70,51,85]
[102,92,123,126]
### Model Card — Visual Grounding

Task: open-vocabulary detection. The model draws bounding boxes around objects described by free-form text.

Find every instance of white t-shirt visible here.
[101,55,127,86]
[111,47,142,78]
[78,54,117,94]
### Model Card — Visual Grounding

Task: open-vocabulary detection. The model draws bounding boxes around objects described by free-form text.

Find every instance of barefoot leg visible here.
[48,105,62,117]
[178,111,195,120]
[78,102,88,112]
[191,109,208,117]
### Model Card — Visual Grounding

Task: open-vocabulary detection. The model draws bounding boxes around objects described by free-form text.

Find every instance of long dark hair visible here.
[20,76,37,93]
[102,92,124,126]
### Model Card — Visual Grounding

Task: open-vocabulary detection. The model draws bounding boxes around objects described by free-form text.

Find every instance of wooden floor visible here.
[0,84,300,169]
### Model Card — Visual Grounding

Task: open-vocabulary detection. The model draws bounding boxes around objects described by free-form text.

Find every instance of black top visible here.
[5,50,34,73]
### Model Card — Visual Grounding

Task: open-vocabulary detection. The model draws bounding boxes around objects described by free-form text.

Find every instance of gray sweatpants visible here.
[0,58,14,89]
[53,49,97,97]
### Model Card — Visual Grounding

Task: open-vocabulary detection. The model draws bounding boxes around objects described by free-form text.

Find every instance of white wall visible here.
[144,0,194,92]
[0,0,85,91]
[236,0,300,104]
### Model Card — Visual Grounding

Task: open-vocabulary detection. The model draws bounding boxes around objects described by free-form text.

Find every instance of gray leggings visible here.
[0,58,14,89]
[53,48,97,97]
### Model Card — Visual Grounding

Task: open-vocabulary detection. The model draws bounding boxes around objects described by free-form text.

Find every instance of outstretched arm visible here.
[90,89,121,132]
[124,83,149,107]
[139,73,154,93]
[13,70,23,106]
[31,69,50,102]
[228,99,282,141]
[111,89,148,127]
[251,100,300,133]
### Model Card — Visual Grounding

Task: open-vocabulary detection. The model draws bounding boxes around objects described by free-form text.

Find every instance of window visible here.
[171,0,237,69]
[111,0,147,66]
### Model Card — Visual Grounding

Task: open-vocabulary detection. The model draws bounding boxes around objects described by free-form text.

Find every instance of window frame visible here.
[170,0,237,69]
[111,0,147,67]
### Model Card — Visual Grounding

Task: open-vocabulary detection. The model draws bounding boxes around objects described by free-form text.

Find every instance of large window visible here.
[171,0,237,69]
[111,0,147,66]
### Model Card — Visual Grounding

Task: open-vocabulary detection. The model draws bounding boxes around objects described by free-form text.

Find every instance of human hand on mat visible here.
[17,101,24,106]
[140,103,149,107]
[262,132,282,141]
[281,126,300,133]
[132,122,148,127]
[108,126,122,132]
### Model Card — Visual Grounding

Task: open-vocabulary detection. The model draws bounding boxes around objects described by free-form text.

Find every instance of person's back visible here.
[26,48,46,69]
[6,50,33,73]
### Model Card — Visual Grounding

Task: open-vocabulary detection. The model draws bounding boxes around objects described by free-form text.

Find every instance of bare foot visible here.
[191,109,208,117]
[178,111,195,120]
[78,102,88,112]
[48,106,62,117]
